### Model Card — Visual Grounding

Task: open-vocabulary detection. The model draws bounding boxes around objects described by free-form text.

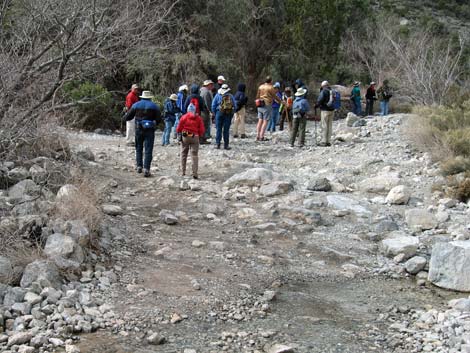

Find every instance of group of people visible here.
[122,76,393,179]
[351,80,393,117]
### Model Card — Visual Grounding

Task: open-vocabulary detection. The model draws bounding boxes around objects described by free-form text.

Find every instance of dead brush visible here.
[449,176,470,203]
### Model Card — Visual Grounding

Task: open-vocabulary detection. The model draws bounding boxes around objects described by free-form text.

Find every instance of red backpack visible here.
[189,97,200,114]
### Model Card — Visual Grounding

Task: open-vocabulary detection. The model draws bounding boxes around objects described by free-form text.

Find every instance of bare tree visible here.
[0,0,179,159]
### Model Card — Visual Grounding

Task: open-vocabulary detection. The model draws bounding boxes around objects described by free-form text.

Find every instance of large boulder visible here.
[326,195,371,217]
[405,209,438,231]
[381,236,419,259]
[20,260,62,288]
[44,233,84,269]
[386,185,410,205]
[346,112,359,127]
[224,168,275,188]
[358,171,401,194]
[428,241,470,291]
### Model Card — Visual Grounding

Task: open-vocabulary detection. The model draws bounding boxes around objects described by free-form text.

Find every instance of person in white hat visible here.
[213,75,226,95]
[162,93,180,146]
[173,84,188,139]
[211,84,237,150]
[200,80,214,143]
[314,81,335,146]
[365,82,377,116]
[124,84,140,146]
[122,91,161,177]
[290,87,310,147]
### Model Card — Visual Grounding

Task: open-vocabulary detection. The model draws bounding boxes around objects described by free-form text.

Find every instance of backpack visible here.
[220,95,234,114]
[189,97,201,114]
[327,89,341,110]
[292,99,305,119]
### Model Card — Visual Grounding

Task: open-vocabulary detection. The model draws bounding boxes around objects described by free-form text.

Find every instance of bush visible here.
[61,81,120,131]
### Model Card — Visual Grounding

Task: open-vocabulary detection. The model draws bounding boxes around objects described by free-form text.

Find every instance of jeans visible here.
[380,100,389,116]
[365,99,375,116]
[267,107,280,132]
[162,119,175,145]
[135,127,155,170]
[352,99,362,115]
[201,111,211,139]
[215,112,232,147]
[172,113,182,138]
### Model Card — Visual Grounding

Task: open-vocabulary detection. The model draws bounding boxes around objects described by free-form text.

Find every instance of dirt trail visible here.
[69,116,456,353]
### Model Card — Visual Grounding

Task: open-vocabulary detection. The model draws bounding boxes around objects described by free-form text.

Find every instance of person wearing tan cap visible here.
[124,84,140,146]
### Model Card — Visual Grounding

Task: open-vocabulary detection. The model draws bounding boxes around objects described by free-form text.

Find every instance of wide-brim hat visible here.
[178,84,188,91]
[217,75,226,81]
[295,87,307,97]
[203,79,214,86]
[354,81,360,86]
[140,91,154,99]
[218,84,231,95]
[370,81,376,85]
[170,94,178,101]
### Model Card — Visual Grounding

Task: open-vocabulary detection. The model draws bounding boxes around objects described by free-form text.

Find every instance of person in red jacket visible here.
[176,103,205,179]
[125,84,140,146]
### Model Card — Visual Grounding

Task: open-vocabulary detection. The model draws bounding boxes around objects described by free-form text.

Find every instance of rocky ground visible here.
[2,113,470,353]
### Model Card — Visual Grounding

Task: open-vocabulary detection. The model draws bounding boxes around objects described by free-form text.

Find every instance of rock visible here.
[7,179,41,200]
[381,236,419,259]
[159,210,178,225]
[7,332,32,346]
[326,195,371,217]
[352,119,367,127]
[44,233,84,267]
[170,313,183,324]
[224,168,275,188]
[449,298,470,311]
[267,344,295,353]
[56,184,79,201]
[335,132,355,142]
[147,333,166,345]
[306,178,331,192]
[3,287,26,306]
[0,256,13,284]
[405,209,438,231]
[24,292,42,305]
[66,220,90,247]
[49,337,64,347]
[428,241,470,291]
[17,346,35,353]
[404,256,427,275]
[65,345,81,353]
[20,260,62,289]
[76,146,95,161]
[359,171,401,194]
[191,240,206,248]
[102,204,123,216]
[386,185,410,205]
[439,198,457,208]
[346,112,359,127]
[236,208,257,219]
[11,302,31,315]
[260,181,294,197]
[8,167,30,184]
[29,165,47,184]
[375,220,399,233]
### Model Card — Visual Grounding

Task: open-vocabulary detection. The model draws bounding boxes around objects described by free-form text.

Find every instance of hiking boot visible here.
[216,144,221,149]
[240,134,247,139]
[143,169,151,177]
[136,167,143,174]
[193,175,198,180]
[233,134,239,138]
[224,146,231,150]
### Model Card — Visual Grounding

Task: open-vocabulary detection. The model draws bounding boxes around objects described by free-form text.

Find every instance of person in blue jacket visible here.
[162,93,180,146]
[184,83,205,115]
[290,87,310,147]
[123,91,161,177]
[267,82,282,133]
[211,84,237,150]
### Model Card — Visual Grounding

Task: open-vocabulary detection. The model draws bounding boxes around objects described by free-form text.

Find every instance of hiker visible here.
[255,76,282,141]
[123,91,161,177]
[377,80,393,116]
[162,94,180,146]
[184,83,205,116]
[315,81,335,147]
[267,82,282,133]
[290,88,310,148]
[124,84,140,146]
[211,84,236,150]
[365,82,377,116]
[351,81,362,116]
[200,80,214,144]
[173,84,188,139]
[176,103,205,179]
[279,87,293,131]
[213,75,226,95]
[233,83,248,138]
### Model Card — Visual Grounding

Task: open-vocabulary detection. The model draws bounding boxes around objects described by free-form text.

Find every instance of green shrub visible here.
[61,81,120,130]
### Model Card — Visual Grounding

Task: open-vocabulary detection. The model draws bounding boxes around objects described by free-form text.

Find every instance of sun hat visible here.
[354,81,360,86]
[370,81,376,85]
[218,84,231,95]
[203,79,214,86]
[178,84,188,91]
[217,75,226,81]
[170,94,178,101]
[131,84,139,90]
[187,103,196,113]
[295,87,307,97]
[140,91,154,99]
[273,82,281,88]
[321,80,329,87]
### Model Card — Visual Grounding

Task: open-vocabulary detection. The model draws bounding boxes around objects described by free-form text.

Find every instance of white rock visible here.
[386,185,410,205]
[224,168,275,188]
[405,209,438,231]
[20,260,61,289]
[428,241,470,291]
[102,204,123,216]
[260,181,294,197]
[359,171,401,194]
[267,344,295,353]
[381,236,419,259]
[7,332,32,346]
[56,184,79,201]
[326,195,371,217]
[65,345,81,353]
[404,256,427,275]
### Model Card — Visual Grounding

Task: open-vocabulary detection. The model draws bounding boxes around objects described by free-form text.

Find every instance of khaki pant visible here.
[126,119,135,145]
[233,107,246,136]
[321,110,334,144]
[181,135,199,177]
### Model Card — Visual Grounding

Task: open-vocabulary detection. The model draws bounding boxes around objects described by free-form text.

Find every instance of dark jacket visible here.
[184,84,206,114]
[124,99,161,125]
[366,86,376,100]
[163,98,180,121]
[295,79,308,98]
[315,87,334,111]
[233,83,248,112]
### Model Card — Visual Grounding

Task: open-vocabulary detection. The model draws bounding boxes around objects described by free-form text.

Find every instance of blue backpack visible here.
[327,89,341,110]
